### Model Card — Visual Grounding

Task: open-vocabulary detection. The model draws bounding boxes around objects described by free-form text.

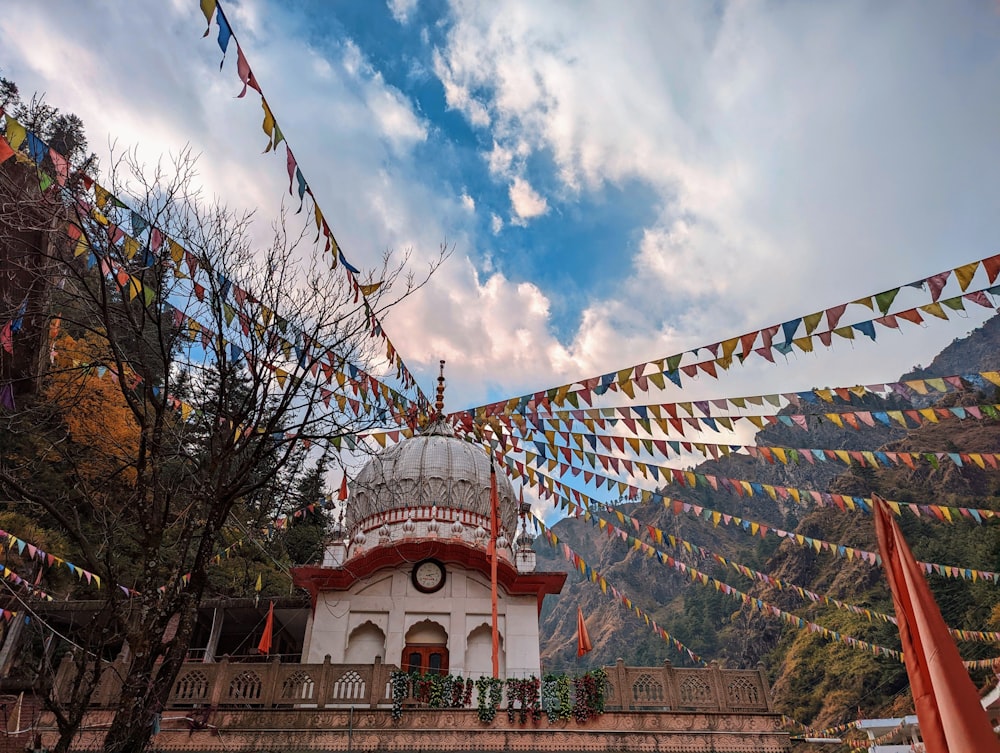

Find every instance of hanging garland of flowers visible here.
[475,677,505,723]
[393,670,605,725]
[450,675,467,707]
[505,676,542,723]
[542,674,572,722]
[572,669,608,723]
[428,674,446,707]
[390,671,411,721]
[392,672,478,718]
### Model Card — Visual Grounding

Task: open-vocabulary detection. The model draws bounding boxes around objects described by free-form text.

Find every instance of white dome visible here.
[347,420,518,533]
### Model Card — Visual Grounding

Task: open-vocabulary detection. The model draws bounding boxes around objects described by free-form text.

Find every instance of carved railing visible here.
[54,655,772,713]
[168,656,395,709]
[603,659,773,713]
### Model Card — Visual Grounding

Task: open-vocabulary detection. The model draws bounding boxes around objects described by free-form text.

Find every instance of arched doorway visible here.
[402,620,448,674]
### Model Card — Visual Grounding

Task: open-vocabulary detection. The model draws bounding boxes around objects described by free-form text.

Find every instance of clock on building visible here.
[411,559,446,593]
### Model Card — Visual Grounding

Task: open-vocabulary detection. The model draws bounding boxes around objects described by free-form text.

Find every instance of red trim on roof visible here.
[292,540,565,614]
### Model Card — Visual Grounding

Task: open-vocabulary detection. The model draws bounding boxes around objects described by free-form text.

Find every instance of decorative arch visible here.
[344,621,386,664]
[402,619,449,674]
[173,670,209,703]
[465,623,505,677]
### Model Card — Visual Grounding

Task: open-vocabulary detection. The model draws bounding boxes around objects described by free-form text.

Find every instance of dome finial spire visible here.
[435,359,446,417]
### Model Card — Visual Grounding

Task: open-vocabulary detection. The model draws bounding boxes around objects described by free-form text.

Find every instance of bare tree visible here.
[0,138,438,752]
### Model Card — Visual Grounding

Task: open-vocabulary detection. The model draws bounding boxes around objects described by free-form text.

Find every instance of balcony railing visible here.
[55,655,772,714]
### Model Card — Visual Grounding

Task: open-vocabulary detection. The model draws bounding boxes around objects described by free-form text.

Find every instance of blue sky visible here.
[3,1,1000,419]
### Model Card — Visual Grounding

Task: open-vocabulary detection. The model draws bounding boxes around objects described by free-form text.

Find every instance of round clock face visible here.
[412,559,445,593]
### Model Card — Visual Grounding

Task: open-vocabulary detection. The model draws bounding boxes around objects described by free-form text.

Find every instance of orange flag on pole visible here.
[577,606,592,658]
[873,494,1000,753]
[489,461,500,678]
[257,601,275,655]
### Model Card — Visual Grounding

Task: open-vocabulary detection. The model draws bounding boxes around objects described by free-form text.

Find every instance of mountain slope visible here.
[536,312,1000,727]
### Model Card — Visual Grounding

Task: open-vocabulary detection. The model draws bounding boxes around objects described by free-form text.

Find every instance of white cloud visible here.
[5,0,999,421]
[341,40,428,149]
[508,176,548,225]
[428,0,1000,399]
[485,140,513,177]
[387,0,418,24]
[431,48,491,127]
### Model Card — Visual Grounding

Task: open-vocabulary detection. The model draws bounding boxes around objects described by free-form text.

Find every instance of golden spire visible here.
[434,360,446,417]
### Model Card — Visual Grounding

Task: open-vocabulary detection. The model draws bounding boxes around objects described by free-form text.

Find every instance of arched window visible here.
[345,621,386,664]
[464,623,504,677]
[402,620,449,675]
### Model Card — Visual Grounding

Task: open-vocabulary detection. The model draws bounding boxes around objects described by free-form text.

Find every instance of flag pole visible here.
[490,459,500,678]
[873,493,1000,753]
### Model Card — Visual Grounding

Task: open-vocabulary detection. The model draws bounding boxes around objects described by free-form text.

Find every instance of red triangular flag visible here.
[576,606,593,657]
[257,601,275,655]
[338,474,349,501]
[0,136,15,165]
[0,321,11,354]
[873,494,1000,753]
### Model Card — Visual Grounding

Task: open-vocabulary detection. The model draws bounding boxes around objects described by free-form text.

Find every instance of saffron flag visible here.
[577,606,593,657]
[338,474,349,501]
[873,494,1000,753]
[257,601,275,655]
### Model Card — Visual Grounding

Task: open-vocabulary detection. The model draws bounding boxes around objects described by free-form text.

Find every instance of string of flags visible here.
[459,254,1000,419]
[507,432,1000,525]
[0,491,328,600]
[577,498,1000,644]
[1,565,54,602]
[504,459,1000,585]
[0,117,420,428]
[515,411,1000,473]
[195,0,429,411]
[0,528,106,592]
[522,425,1000,472]
[472,371,1000,423]
[516,397,1000,439]
[532,468,1000,662]
[534,517,704,665]
[520,369,1000,422]
[73,177,417,420]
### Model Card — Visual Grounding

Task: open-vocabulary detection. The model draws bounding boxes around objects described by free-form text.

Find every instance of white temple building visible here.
[292,404,566,679]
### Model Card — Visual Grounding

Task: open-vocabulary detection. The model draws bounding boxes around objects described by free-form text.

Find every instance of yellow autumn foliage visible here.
[43,333,140,484]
